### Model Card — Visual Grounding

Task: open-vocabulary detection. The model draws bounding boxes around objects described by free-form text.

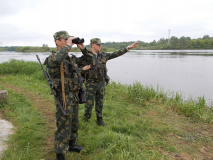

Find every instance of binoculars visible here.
[72,37,84,44]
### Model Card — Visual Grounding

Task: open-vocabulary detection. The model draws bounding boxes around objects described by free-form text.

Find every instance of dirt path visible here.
[0,119,13,157]
[0,82,56,159]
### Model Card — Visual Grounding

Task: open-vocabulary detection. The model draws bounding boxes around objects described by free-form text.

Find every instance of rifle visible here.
[36,55,67,116]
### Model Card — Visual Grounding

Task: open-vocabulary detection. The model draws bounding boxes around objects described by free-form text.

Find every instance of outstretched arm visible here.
[127,42,139,50]
[105,42,139,61]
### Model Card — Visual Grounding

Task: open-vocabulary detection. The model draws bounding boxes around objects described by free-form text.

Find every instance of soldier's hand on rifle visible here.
[77,43,85,50]
[83,65,91,71]
[67,37,76,47]
[127,42,139,50]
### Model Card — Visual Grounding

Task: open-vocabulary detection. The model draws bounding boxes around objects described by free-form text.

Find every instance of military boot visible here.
[96,117,106,126]
[83,116,88,122]
[56,153,66,160]
[68,139,84,153]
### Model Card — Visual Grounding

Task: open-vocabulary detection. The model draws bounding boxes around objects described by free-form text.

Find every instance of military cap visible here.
[90,38,104,45]
[53,31,72,41]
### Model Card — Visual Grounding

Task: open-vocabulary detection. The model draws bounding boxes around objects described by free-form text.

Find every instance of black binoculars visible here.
[72,37,84,44]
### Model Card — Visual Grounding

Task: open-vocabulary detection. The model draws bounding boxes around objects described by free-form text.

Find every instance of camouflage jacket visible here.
[45,45,92,93]
[81,47,128,79]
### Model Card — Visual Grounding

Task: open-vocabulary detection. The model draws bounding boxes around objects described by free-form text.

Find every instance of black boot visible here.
[68,139,84,153]
[83,116,88,122]
[56,153,66,160]
[96,117,106,126]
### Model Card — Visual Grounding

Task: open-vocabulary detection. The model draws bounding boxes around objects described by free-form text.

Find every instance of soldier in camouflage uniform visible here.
[45,31,92,160]
[82,38,139,126]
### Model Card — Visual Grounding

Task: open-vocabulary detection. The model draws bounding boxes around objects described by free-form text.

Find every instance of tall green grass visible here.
[127,82,167,104]
[0,59,44,80]
[168,92,213,123]
[0,59,53,100]
[125,81,213,123]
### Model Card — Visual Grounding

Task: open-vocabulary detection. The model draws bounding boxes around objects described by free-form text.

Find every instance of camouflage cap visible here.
[53,31,72,41]
[90,38,104,45]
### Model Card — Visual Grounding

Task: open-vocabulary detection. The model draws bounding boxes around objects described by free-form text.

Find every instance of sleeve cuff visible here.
[126,46,129,51]
[81,47,88,54]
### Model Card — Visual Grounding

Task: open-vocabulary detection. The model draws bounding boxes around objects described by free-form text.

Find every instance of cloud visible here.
[0,0,41,17]
[0,0,213,46]
[0,23,53,46]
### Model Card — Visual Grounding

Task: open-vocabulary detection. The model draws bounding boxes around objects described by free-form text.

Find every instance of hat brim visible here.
[92,43,104,45]
[63,35,72,39]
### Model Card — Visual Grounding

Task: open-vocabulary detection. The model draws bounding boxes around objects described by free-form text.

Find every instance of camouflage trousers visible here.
[54,92,79,154]
[84,80,105,119]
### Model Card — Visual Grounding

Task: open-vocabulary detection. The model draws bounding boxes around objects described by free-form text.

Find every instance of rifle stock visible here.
[36,55,67,116]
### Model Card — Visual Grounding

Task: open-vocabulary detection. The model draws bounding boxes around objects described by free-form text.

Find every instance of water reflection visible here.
[1,50,213,106]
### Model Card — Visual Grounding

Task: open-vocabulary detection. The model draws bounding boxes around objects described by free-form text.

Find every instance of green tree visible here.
[150,40,156,46]
[157,38,167,46]
[101,46,108,52]
[42,44,50,51]
[179,36,187,46]
[203,35,210,40]
[170,36,179,47]
[197,39,205,48]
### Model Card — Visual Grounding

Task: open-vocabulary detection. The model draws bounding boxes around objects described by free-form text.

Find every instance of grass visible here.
[167,92,213,123]
[0,60,213,160]
[0,86,47,160]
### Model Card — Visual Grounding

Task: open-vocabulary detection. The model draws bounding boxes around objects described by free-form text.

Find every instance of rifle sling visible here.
[60,62,66,111]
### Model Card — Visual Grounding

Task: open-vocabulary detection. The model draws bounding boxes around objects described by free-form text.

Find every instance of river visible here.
[0,50,213,106]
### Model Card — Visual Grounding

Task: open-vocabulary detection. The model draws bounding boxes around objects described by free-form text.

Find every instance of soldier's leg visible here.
[95,81,106,126]
[84,81,98,120]
[69,103,84,152]
[95,81,105,117]
[54,104,73,154]
[71,103,79,139]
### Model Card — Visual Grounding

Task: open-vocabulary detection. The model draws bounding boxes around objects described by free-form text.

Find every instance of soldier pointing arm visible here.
[81,38,139,126]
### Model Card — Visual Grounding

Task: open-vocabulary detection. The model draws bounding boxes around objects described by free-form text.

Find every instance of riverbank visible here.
[0,60,213,159]
[0,81,213,160]
[1,34,213,52]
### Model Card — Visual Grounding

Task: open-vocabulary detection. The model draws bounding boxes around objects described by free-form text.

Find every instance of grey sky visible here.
[0,0,213,47]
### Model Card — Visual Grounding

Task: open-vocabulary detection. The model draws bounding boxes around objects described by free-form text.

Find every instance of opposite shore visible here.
[1,34,213,52]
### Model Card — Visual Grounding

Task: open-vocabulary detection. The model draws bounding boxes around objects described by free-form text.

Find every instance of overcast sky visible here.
[0,0,213,47]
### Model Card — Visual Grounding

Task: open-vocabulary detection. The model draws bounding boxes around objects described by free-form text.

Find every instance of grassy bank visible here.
[0,60,213,160]
[0,87,47,160]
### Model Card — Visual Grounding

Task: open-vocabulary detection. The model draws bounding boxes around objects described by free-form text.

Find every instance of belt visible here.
[87,78,104,83]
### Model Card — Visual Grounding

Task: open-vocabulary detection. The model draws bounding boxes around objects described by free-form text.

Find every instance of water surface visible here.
[1,50,213,105]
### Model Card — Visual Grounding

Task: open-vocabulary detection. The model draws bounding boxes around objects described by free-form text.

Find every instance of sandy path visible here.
[0,119,13,156]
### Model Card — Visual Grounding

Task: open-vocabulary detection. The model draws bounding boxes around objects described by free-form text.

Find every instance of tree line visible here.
[143,35,213,50]
[0,35,213,52]
[98,35,213,51]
